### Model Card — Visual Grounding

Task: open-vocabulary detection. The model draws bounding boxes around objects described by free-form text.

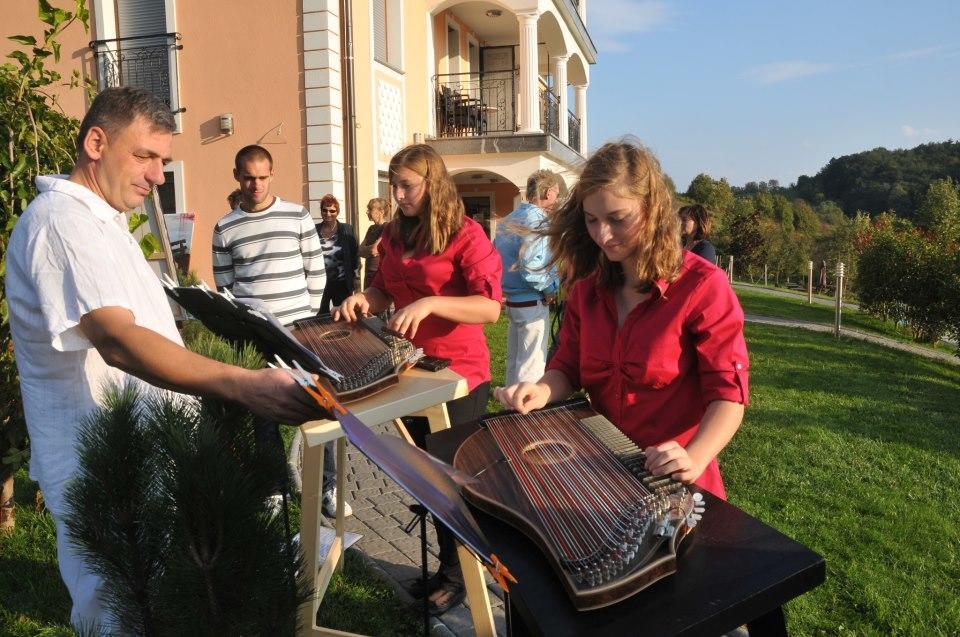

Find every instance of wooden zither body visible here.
[289,315,418,402]
[453,399,703,610]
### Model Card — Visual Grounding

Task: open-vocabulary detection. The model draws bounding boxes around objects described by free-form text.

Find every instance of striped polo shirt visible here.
[212,197,326,325]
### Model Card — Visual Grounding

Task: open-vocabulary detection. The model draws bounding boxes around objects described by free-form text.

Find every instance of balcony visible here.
[89,32,183,114]
[434,71,581,154]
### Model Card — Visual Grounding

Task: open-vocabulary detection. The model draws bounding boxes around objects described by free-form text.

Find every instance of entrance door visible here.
[462,196,492,237]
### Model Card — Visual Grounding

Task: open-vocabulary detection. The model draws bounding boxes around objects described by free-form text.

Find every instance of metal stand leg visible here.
[404,503,430,637]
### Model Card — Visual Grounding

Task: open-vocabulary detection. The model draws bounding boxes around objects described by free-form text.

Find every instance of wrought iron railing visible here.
[89,33,183,112]
[434,70,517,137]
[539,87,561,138]
[567,110,581,152]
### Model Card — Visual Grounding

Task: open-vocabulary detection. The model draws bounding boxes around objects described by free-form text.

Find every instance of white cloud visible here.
[901,124,939,138]
[588,0,671,53]
[887,45,953,61]
[741,61,837,84]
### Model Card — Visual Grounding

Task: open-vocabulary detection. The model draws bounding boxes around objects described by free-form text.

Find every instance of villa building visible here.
[6,0,596,281]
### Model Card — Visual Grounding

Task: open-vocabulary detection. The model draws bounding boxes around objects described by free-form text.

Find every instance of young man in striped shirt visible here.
[213,145,351,516]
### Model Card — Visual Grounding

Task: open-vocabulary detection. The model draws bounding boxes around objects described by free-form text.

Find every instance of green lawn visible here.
[3,313,959,634]
[735,287,957,353]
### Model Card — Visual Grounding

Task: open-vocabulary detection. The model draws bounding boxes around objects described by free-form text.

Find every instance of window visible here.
[447,24,460,75]
[91,0,182,122]
[373,0,402,70]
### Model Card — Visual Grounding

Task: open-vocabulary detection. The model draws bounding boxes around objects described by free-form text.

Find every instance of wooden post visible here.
[834,261,845,338]
[1,475,14,534]
[807,261,813,304]
[727,255,734,283]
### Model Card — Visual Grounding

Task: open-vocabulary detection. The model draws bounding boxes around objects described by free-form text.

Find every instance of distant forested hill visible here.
[793,141,960,221]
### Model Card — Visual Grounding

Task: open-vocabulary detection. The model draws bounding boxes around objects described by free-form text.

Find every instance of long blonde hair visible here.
[386,144,464,255]
[548,139,681,289]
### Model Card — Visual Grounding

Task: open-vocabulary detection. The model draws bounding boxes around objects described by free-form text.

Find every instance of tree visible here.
[793,199,821,234]
[915,177,960,243]
[1,0,89,534]
[727,208,768,281]
[685,173,735,215]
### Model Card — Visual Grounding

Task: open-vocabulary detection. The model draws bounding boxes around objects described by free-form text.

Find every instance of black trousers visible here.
[403,382,490,568]
[320,279,351,314]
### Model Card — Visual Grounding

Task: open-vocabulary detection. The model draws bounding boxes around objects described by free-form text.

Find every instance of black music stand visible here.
[427,423,826,637]
[164,285,336,377]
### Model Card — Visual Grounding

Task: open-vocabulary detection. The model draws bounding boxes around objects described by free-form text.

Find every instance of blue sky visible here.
[585,0,960,191]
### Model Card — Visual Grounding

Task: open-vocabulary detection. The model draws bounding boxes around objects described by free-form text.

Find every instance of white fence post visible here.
[807,260,813,304]
[834,261,845,338]
[728,255,734,284]
[763,264,768,287]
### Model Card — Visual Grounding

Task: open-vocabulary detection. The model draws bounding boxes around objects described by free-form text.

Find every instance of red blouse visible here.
[546,251,749,499]
[371,216,502,391]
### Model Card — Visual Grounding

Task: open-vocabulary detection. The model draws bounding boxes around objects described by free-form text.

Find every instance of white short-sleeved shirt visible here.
[5,175,184,486]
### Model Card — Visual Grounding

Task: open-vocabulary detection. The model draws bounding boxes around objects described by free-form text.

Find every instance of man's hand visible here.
[233,367,326,423]
[79,306,325,425]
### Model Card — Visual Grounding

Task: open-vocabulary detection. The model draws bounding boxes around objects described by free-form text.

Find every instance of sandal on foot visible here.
[406,571,442,599]
[427,574,466,616]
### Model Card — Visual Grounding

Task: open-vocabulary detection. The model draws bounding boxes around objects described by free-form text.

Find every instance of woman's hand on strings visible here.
[643,441,708,484]
[334,292,371,322]
[387,297,434,339]
[494,382,550,415]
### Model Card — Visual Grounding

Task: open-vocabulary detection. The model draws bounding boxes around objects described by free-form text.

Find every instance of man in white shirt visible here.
[5,87,320,632]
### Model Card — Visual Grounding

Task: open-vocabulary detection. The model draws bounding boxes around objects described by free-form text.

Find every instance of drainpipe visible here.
[340,0,359,230]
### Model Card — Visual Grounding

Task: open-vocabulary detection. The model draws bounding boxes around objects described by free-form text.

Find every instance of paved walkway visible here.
[322,298,956,635]
[333,421,508,636]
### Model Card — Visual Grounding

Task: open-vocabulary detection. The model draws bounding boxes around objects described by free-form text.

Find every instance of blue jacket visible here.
[493,202,559,302]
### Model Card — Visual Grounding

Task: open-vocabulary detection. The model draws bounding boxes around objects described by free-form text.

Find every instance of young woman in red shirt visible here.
[496,140,748,499]
[335,143,502,614]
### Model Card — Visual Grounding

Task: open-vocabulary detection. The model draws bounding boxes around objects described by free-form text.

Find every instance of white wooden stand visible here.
[297,367,496,637]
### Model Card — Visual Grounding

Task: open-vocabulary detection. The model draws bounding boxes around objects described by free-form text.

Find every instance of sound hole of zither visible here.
[522,440,575,465]
[319,329,352,341]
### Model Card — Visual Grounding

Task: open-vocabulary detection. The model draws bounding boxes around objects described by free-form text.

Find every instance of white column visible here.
[574,83,588,153]
[552,54,569,143]
[516,10,541,134]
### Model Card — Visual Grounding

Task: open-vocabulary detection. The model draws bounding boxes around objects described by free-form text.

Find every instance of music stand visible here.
[163,284,343,383]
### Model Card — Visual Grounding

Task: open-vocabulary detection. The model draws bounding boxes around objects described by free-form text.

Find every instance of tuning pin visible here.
[693,492,704,502]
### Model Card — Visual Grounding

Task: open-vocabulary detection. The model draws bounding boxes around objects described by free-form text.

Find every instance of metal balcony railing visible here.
[567,110,581,153]
[434,70,518,137]
[89,32,183,112]
[539,87,561,138]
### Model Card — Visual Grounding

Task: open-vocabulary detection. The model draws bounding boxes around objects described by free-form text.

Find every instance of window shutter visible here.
[117,0,167,37]
[373,0,387,64]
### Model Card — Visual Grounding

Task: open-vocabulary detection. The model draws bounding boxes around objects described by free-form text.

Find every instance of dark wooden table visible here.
[426,423,825,637]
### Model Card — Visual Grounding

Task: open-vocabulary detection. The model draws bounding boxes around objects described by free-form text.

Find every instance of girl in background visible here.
[679,203,717,265]
[335,144,501,615]
[497,140,748,500]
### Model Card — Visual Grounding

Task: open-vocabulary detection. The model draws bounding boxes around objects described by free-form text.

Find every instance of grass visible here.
[735,287,957,353]
[725,323,960,634]
[4,310,959,634]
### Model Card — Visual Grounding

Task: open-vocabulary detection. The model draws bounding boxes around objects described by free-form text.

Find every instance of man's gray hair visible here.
[525,169,562,201]
[76,87,176,152]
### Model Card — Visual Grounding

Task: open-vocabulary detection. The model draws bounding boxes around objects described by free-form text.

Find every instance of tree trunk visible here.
[1,475,14,534]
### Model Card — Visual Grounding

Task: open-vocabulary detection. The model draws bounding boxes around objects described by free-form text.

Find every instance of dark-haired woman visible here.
[679,203,717,265]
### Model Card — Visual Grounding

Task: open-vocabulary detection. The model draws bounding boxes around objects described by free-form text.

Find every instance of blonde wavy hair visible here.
[547,139,681,289]
[386,144,464,255]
